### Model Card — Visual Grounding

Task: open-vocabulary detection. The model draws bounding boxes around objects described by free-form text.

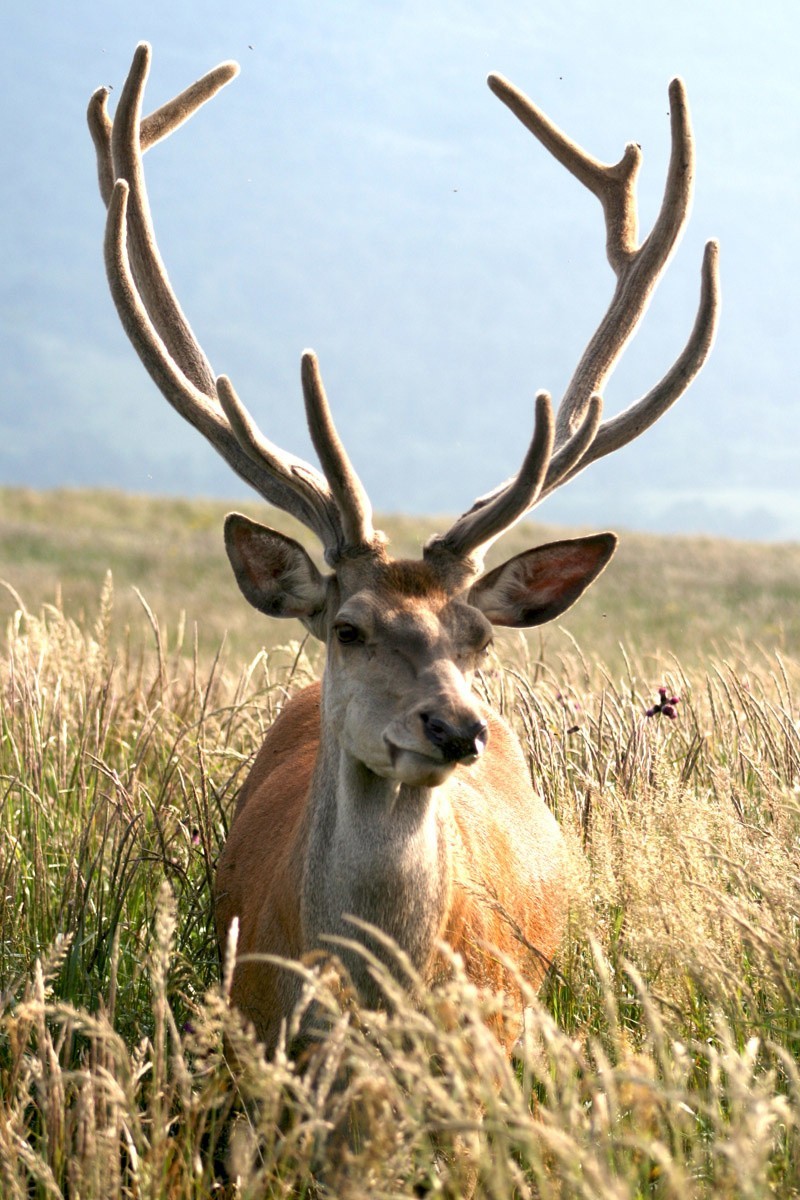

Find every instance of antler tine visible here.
[543,238,721,493]
[215,375,345,553]
[139,62,240,150]
[108,42,216,394]
[541,394,604,493]
[103,180,341,543]
[89,43,367,559]
[457,399,605,547]
[488,73,699,448]
[87,89,115,208]
[301,353,380,554]
[87,56,237,207]
[426,392,554,566]
[487,73,644,277]
[432,74,719,571]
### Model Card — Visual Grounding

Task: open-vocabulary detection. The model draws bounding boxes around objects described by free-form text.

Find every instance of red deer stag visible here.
[88,45,719,1051]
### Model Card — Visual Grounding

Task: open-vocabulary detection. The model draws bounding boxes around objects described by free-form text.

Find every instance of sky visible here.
[1,1,798,541]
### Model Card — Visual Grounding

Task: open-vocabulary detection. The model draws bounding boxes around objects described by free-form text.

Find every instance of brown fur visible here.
[215,681,564,1049]
[376,559,448,600]
[215,686,318,1049]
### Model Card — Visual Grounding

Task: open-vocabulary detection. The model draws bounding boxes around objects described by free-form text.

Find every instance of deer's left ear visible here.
[469,533,617,627]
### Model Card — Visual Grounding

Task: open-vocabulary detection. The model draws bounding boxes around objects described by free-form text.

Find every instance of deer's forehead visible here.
[337,587,489,646]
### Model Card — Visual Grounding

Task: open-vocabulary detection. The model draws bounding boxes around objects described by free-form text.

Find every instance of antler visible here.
[88,43,378,565]
[427,74,720,568]
[91,49,719,577]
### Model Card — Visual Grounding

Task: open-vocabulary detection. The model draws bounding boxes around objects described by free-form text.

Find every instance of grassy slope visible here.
[2,486,800,1197]
[3,485,800,671]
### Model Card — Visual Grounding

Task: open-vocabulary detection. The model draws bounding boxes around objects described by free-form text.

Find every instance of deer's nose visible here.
[419,712,489,763]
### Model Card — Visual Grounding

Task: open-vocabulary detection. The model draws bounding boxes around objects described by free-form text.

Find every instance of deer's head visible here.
[89,44,719,788]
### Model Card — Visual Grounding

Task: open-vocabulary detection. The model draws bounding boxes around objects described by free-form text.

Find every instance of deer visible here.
[88,44,719,1053]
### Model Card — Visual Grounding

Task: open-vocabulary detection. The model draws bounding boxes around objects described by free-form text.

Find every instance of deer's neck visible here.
[301,716,452,1006]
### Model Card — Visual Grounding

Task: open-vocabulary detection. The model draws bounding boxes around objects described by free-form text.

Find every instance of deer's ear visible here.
[469,533,617,627]
[224,513,329,625]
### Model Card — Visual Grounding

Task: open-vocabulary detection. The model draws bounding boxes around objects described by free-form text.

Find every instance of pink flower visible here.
[646,686,680,719]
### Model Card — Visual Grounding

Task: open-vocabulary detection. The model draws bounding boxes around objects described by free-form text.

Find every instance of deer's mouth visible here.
[382,737,458,788]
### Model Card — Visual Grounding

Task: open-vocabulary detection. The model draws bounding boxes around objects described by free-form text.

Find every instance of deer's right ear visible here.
[224,514,329,628]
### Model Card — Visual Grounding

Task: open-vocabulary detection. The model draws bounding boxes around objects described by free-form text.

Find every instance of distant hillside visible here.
[2,487,799,673]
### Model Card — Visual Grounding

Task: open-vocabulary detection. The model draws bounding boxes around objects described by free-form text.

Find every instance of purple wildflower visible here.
[646,685,680,720]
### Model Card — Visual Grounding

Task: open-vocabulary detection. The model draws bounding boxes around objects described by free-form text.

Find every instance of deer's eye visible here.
[475,639,494,664]
[335,623,361,645]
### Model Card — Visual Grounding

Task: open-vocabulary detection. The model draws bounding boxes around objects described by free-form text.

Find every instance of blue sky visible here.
[1,1,797,539]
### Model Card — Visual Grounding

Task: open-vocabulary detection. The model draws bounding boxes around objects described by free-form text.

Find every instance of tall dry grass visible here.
[1,576,799,1197]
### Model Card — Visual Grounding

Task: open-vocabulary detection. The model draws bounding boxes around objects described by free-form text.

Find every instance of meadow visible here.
[2,486,800,1197]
